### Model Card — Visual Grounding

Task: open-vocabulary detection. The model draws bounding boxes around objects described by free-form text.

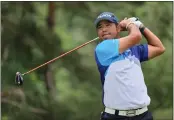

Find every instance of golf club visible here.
[15,37,99,85]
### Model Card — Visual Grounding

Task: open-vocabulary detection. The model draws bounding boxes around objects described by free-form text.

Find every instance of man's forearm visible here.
[128,23,142,42]
[142,27,165,59]
[118,23,142,54]
[142,28,165,50]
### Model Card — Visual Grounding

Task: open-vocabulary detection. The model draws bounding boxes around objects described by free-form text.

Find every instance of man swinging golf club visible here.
[94,12,165,120]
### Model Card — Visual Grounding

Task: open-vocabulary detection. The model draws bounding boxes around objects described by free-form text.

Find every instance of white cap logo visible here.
[98,14,112,19]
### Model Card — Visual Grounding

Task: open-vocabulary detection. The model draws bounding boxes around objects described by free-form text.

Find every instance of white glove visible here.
[128,17,139,22]
[128,17,144,29]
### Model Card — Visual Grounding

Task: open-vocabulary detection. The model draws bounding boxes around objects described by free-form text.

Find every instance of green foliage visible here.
[1,1,172,120]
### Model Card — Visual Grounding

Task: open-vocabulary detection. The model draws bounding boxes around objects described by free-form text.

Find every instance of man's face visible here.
[97,20,118,40]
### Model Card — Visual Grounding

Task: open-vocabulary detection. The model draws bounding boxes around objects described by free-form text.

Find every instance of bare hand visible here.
[117,18,131,31]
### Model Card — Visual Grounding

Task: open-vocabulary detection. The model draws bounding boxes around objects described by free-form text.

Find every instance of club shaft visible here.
[22,37,99,76]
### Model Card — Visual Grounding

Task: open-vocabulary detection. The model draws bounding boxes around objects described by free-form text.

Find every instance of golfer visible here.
[94,12,165,120]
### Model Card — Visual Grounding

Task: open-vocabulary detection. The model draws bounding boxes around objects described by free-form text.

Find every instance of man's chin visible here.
[103,37,113,40]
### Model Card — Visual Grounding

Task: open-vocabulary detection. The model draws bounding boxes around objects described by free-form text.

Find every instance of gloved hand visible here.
[128,17,146,34]
[128,17,144,29]
[128,17,139,22]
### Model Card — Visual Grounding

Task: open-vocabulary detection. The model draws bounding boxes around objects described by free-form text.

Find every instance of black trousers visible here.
[100,111,153,120]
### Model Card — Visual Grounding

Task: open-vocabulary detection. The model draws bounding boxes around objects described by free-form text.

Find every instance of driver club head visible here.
[15,72,24,86]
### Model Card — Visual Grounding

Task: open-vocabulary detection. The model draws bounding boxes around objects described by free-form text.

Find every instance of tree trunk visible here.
[44,2,56,97]
[47,2,55,30]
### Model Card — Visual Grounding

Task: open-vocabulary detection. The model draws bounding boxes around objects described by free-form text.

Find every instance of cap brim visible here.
[95,17,116,27]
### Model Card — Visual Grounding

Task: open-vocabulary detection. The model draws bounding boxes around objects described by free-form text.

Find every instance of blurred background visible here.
[1,1,173,120]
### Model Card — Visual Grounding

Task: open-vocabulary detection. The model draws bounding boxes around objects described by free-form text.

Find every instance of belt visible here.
[104,106,148,117]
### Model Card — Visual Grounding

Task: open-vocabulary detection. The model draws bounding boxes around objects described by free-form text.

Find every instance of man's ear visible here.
[116,23,121,33]
[115,23,121,38]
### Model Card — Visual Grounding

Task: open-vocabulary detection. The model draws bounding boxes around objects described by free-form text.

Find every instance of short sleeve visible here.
[131,44,148,62]
[95,39,119,66]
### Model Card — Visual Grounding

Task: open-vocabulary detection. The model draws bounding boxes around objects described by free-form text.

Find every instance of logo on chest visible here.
[124,49,140,66]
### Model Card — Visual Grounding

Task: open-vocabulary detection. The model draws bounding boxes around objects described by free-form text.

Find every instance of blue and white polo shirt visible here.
[94,39,151,110]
